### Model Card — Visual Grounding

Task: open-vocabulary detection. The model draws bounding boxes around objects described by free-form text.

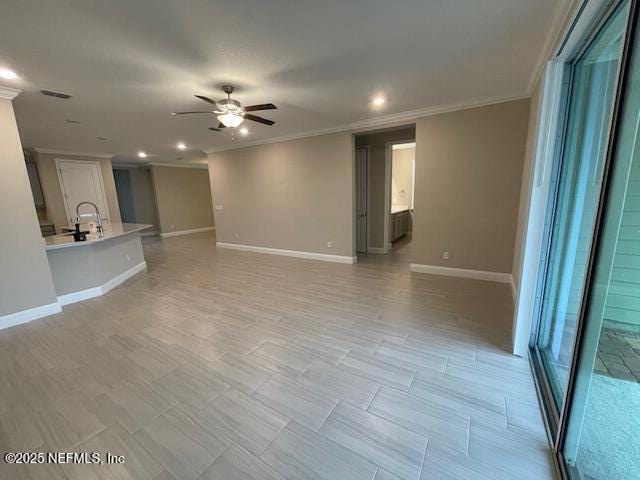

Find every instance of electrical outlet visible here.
[443,251,450,260]
[235,233,239,239]
[171,224,175,229]
[215,205,224,211]
[126,254,130,261]
[326,241,332,248]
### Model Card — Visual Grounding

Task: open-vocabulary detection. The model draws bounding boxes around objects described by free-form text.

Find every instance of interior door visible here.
[57,160,109,225]
[356,147,368,253]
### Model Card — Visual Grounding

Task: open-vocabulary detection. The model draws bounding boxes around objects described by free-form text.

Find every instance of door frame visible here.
[355,146,370,253]
[385,140,416,250]
[55,158,110,226]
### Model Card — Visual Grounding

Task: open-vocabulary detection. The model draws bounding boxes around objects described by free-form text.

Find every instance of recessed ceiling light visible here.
[137,151,147,158]
[0,68,18,80]
[372,95,386,107]
[239,127,249,135]
[177,142,186,150]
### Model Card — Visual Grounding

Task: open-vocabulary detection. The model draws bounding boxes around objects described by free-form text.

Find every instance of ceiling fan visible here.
[172,85,277,131]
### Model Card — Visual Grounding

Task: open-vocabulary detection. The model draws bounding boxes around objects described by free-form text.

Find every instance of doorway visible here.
[113,168,136,223]
[56,158,110,225]
[354,126,415,259]
[389,141,416,252]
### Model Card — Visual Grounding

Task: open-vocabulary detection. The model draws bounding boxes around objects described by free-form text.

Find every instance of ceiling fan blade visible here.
[217,122,226,129]
[195,95,218,106]
[244,114,275,126]
[172,111,214,115]
[208,127,221,132]
[244,103,277,112]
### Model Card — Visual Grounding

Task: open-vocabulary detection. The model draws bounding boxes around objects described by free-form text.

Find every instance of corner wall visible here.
[208,132,354,258]
[412,99,530,274]
[0,94,59,320]
[151,165,214,235]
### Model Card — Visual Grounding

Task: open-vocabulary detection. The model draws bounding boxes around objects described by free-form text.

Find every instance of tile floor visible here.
[0,232,555,479]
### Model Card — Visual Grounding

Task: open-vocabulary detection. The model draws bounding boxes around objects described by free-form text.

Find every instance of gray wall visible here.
[0,97,58,316]
[355,128,415,249]
[208,133,354,257]
[412,99,530,273]
[151,165,214,234]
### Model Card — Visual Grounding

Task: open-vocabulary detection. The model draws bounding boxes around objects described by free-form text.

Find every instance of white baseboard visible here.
[0,302,62,331]
[160,226,215,238]
[217,242,357,264]
[58,261,147,306]
[366,247,389,254]
[409,263,513,284]
[57,287,103,306]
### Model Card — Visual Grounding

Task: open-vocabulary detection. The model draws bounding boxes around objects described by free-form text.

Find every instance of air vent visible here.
[65,119,81,124]
[96,136,108,141]
[40,89,72,99]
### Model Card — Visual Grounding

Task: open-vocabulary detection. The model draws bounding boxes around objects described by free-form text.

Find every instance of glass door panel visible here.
[562,4,640,477]
[535,0,630,409]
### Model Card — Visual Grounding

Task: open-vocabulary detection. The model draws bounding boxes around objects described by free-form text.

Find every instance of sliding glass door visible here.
[561,6,640,477]
[531,0,640,478]
[534,0,631,411]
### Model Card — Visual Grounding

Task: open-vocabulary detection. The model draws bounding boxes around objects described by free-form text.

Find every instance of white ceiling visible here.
[0,0,564,165]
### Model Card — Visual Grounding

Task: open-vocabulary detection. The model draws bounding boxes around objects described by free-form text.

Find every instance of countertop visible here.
[391,205,411,214]
[45,222,152,251]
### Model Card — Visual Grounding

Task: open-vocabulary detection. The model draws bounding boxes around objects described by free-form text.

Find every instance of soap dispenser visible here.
[73,223,87,242]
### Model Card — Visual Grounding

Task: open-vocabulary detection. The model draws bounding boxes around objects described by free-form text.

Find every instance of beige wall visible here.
[151,166,214,234]
[355,128,415,249]
[35,152,121,233]
[208,133,354,257]
[0,98,58,316]
[412,99,530,273]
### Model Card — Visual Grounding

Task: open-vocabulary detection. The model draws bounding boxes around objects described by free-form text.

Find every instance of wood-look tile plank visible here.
[318,401,428,480]
[253,374,337,431]
[199,443,286,480]
[369,386,469,453]
[207,352,274,395]
[338,350,416,391]
[203,389,289,455]
[297,362,380,409]
[134,414,217,480]
[261,421,377,480]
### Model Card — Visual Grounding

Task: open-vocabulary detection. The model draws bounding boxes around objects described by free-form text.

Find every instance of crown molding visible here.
[33,147,114,159]
[204,91,529,155]
[0,85,21,100]
[148,162,208,170]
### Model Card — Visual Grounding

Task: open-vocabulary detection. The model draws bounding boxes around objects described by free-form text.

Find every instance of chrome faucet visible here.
[76,201,104,237]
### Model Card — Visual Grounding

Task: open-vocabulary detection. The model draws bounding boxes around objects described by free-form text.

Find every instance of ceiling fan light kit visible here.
[174,84,277,131]
[217,112,244,128]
